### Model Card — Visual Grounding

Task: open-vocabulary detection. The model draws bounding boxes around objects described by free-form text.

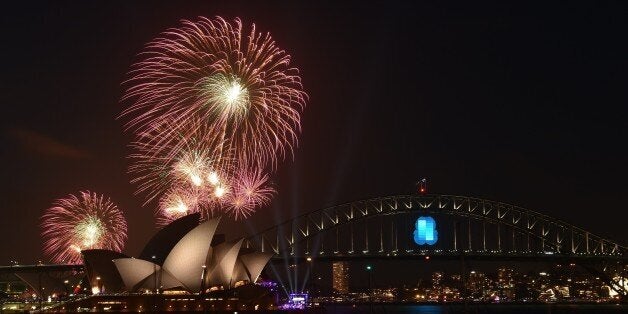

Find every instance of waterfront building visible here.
[332,262,349,294]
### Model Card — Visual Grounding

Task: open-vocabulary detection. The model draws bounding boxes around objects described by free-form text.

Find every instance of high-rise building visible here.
[467,271,486,296]
[332,262,350,294]
[497,267,514,288]
[497,267,515,299]
[432,272,443,289]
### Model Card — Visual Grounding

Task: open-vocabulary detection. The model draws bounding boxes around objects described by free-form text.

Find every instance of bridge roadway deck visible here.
[0,264,84,274]
[0,252,624,274]
[269,251,627,263]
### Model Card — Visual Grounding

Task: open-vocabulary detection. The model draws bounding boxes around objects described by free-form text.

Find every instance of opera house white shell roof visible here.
[100,216,273,293]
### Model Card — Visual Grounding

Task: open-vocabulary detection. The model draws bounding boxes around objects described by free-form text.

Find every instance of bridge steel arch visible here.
[244,194,627,296]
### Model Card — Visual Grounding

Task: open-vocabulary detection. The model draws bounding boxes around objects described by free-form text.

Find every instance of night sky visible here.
[1,1,626,265]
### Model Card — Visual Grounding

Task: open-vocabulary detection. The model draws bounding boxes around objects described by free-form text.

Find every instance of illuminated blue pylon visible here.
[413,216,438,245]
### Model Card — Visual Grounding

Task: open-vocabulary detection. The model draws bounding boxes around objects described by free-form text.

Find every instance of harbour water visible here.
[322,304,627,313]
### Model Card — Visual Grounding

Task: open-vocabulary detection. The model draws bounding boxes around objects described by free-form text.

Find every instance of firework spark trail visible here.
[156,187,201,227]
[128,118,233,205]
[41,191,127,264]
[225,168,275,220]
[121,16,306,170]
[122,16,306,221]
[134,120,238,223]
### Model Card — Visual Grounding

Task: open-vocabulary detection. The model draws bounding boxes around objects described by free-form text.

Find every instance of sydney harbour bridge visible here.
[2,194,627,298]
[241,194,627,297]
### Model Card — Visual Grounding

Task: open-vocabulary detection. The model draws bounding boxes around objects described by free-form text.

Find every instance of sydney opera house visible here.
[4,213,279,312]
[84,214,273,295]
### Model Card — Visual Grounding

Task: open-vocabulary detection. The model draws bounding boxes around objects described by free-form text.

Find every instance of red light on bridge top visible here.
[425,256,430,260]
[418,178,427,194]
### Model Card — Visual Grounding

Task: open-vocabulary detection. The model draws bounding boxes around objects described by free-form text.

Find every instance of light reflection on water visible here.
[322,304,628,314]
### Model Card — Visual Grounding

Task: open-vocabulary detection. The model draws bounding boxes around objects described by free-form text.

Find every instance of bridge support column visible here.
[364,219,369,253]
[453,221,458,252]
[379,216,384,253]
[349,222,354,254]
[468,218,472,252]
[497,223,501,252]
[482,221,486,252]
[391,220,395,252]
[571,228,574,254]
[512,226,516,253]
[335,228,339,254]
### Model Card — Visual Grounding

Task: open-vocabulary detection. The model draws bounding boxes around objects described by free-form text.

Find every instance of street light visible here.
[200,265,207,313]
[200,265,207,295]
[366,265,373,314]
[306,257,313,296]
[63,280,70,298]
[93,276,101,295]
[38,270,42,311]
[151,256,157,294]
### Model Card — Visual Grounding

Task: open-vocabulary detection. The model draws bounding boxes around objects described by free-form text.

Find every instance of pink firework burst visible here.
[156,187,201,227]
[121,16,307,170]
[40,191,127,264]
[128,118,233,205]
[226,168,276,220]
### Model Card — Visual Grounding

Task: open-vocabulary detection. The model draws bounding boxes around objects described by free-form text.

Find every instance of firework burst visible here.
[225,168,275,220]
[128,118,232,205]
[122,16,306,222]
[41,191,127,264]
[156,187,201,226]
[121,16,307,170]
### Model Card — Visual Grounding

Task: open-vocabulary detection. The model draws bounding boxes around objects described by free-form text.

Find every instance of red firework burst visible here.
[40,191,127,264]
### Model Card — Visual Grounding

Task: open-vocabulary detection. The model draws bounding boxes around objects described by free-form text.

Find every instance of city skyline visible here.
[309,262,619,303]
[1,1,626,267]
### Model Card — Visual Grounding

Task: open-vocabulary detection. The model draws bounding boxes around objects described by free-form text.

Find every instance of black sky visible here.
[1,1,626,264]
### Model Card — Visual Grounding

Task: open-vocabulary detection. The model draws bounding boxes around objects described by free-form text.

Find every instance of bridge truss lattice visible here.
[244,194,627,296]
